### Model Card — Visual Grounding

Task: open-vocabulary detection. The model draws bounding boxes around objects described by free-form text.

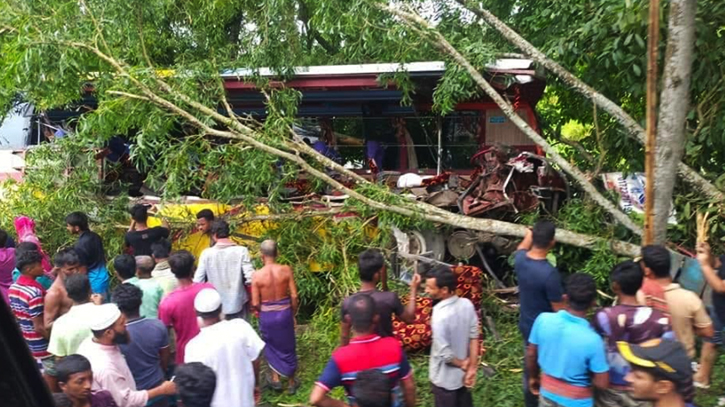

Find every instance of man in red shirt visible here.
[158,250,214,365]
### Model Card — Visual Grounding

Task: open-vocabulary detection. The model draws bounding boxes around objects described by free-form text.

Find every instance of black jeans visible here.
[431,384,473,407]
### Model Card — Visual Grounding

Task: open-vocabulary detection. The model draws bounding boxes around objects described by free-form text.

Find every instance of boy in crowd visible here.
[592,261,672,407]
[45,248,87,329]
[56,354,118,407]
[158,250,213,365]
[125,204,170,257]
[9,249,55,389]
[113,283,170,407]
[638,245,713,359]
[527,273,609,407]
[48,274,99,359]
[66,212,109,298]
[340,249,418,346]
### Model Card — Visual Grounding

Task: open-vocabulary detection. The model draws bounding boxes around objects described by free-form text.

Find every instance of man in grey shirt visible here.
[193,220,255,319]
[425,265,479,407]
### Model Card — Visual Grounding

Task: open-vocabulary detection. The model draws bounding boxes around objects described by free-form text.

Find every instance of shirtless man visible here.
[44,248,90,329]
[251,240,300,394]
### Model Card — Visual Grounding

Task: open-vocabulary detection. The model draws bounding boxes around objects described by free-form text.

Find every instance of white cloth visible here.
[77,338,149,407]
[185,319,265,407]
[193,243,255,315]
[87,303,122,331]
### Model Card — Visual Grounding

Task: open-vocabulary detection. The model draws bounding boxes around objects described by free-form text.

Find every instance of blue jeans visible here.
[704,307,724,346]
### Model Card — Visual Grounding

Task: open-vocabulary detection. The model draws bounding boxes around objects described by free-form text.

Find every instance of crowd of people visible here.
[516,220,721,407]
[2,206,724,407]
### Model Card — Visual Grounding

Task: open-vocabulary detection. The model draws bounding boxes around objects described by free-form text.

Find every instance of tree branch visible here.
[454,0,724,202]
[63,36,640,257]
[380,4,644,237]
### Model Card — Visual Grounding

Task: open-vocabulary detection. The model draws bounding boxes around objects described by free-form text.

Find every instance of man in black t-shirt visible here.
[125,204,170,257]
[340,249,419,345]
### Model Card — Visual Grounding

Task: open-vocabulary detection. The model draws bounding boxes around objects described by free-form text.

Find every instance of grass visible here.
[258,297,725,407]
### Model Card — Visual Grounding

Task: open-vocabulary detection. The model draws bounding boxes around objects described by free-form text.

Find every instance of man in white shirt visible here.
[77,303,176,407]
[193,220,255,319]
[185,288,265,407]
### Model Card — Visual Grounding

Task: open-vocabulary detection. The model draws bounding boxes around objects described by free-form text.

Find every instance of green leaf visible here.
[633,64,642,76]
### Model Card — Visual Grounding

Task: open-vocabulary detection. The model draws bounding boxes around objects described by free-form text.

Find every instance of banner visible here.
[601,172,677,224]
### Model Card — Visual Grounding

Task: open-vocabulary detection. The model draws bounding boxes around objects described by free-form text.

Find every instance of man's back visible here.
[128,279,163,319]
[75,231,105,270]
[255,264,292,302]
[195,244,253,315]
[185,319,264,407]
[47,302,96,357]
[514,250,563,339]
[341,290,403,339]
[664,283,711,358]
[120,318,169,390]
[529,311,608,406]
[592,305,670,386]
[317,335,411,407]
[158,282,214,364]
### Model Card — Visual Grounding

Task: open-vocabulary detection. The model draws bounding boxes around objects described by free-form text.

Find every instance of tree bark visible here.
[454,0,724,202]
[382,5,644,237]
[653,0,697,243]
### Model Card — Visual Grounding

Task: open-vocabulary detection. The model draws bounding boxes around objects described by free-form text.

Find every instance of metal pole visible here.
[644,0,660,245]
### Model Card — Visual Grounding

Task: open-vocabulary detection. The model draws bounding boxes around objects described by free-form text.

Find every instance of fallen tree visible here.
[452,0,724,203]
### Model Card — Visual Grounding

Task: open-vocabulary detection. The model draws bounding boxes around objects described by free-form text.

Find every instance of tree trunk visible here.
[382,5,644,237]
[653,0,698,243]
[455,0,723,202]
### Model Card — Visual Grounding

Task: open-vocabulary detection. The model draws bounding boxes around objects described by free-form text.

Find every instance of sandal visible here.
[288,378,301,395]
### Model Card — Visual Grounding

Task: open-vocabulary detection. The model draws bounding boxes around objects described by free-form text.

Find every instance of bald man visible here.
[251,240,299,394]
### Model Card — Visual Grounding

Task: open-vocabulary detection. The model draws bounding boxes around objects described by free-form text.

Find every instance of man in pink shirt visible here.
[77,303,176,407]
[159,250,214,365]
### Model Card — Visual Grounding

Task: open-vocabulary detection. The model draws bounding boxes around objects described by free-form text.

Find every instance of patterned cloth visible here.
[592,305,671,387]
[393,265,485,353]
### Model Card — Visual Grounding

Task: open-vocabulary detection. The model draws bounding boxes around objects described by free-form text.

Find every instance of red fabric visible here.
[393,265,486,354]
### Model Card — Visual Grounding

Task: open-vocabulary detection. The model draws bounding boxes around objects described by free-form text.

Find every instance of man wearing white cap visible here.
[77,303,177,407]
[185,288,265,407]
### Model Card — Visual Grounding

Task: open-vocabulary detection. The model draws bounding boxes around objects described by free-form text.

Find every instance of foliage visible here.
[0,140,129,265]
[483,0,725,188]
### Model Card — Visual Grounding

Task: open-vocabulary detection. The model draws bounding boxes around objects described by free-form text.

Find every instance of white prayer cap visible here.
[194,288,222,313]
[88,303,122,331]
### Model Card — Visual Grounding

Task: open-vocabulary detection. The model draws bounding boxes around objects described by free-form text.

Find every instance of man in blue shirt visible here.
[515,220,565,407]
[526,273,609,407]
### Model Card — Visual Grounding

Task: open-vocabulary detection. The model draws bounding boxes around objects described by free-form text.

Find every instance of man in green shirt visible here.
[114,254,163,319]
[134,256,164,319]
[47,274,100,358]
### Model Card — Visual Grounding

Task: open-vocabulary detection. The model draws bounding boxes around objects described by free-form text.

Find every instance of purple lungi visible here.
[259,297,297,378]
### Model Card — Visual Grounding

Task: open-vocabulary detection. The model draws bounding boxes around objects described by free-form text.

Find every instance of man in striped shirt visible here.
[9,249,54,389]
